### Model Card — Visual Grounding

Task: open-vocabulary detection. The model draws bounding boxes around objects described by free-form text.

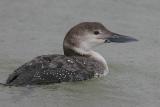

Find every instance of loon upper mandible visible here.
[6,22,137,86]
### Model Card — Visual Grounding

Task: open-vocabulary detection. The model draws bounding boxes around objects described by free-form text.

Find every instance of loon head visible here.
[63,22,138,56]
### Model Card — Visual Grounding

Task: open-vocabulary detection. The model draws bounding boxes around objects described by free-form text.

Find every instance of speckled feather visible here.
[6,55,105,85]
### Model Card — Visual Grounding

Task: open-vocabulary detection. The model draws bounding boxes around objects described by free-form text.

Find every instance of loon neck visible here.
[63,47,107,67]
[63,47,90,57]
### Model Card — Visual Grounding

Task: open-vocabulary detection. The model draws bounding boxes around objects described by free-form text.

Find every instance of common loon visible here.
[6,22,137,86]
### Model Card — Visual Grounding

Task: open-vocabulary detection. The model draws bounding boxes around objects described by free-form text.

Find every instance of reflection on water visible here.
[0,62,155,107]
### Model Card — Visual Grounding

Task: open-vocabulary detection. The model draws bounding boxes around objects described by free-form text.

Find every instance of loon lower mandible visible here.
[6,22,138,86]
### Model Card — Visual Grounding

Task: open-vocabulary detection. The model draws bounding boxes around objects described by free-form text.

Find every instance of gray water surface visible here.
[0,0,160,107]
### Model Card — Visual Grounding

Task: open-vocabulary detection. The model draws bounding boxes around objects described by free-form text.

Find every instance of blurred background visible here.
[0,0,160,107]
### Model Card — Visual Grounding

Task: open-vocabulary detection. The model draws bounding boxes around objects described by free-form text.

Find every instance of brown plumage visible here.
[6,22,137,86]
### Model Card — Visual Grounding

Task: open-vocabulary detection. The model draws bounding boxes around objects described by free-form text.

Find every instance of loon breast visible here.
[6,55,106,86]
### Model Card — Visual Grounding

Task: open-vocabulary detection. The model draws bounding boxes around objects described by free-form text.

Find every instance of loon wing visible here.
[6,55,100,86]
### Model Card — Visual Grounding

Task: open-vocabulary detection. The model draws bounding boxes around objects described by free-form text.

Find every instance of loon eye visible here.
[94,31,100,35]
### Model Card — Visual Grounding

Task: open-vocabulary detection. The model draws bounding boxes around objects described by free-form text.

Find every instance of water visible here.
[0,0,160,107]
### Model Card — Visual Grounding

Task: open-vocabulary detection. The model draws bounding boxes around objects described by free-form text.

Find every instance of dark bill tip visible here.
[105,33,138,43]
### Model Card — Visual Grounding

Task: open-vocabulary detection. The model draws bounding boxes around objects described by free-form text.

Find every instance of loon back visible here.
[6,54,105,86]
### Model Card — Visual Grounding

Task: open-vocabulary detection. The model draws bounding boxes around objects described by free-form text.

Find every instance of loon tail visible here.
[0,83,9,86]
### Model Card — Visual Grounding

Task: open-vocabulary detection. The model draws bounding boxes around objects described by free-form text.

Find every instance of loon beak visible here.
[105,32,138,43]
